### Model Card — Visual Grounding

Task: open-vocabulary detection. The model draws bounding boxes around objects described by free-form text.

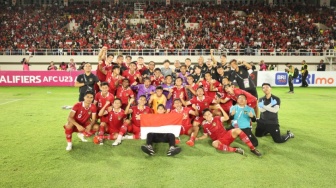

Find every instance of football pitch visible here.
[0,86,335,187]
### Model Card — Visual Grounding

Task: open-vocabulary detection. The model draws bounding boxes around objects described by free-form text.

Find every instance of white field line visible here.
[0,99,22,106]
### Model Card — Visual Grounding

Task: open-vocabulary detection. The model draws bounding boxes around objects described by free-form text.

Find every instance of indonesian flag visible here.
[140,113,183,139]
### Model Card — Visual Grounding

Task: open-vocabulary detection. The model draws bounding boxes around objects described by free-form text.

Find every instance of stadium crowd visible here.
[1,2,335,56]
[63,47,294,156]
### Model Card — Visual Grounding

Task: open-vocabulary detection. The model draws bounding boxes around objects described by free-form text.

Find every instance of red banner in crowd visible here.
[0,71,91,86]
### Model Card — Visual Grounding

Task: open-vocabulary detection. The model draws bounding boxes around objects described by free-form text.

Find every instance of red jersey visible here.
[122,70,141,85]
[200,80,221,98]
[150,75,164,86]
[202,116,228,141]
[116,86,134,106]
[219,91,233,113]
[186,83,199,100]
[106,108,126,132]
[106,72,122,95]
[71,102,97,125]
[137,65,148,75]
[94,92,114,111]
[104,65,113,74]
[96,60,107,81]
[130,106,153,127]
[123,63,130,70]
[228,88,257,104]
[170,107,192,127]
[172,87,187,101]
[189,96,213,116]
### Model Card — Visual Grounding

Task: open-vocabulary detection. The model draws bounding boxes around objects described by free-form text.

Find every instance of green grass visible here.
[0,87,335,187]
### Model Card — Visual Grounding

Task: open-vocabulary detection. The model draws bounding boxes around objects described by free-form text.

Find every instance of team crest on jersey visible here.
[89,78,93,82]
[134,76,137,79]
[126,93,129,96]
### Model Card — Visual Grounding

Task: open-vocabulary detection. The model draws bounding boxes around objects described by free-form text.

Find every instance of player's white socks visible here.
[112,135,123,146]
[77,133,88,142]
[66,142,72,151]
[116,135,123,142]
[122,135,134,140]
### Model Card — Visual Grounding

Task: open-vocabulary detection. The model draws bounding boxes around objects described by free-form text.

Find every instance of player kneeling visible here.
[198,108,262,157]
[63,91,99,151]
[94,98,129,146]
[170,99,198,136]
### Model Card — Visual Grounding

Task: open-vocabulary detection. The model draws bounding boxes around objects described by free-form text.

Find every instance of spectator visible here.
[259,60,267,71]
[268,64,276,71]
[47,61,57,71]
[0,3,334,55]
[59,62,68,71]
[77,62,85,71]
[317,59,326,71]
[21,56,32,71]
[68,58,76,71]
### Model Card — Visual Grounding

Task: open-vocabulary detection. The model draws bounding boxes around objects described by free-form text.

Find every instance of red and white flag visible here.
[140,113,183,139]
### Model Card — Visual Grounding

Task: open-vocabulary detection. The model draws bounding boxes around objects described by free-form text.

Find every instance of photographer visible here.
[75,63,100,101]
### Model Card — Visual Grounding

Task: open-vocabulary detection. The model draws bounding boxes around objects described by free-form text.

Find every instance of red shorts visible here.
[193,116,204,125]
[108,124,122,134]
[98,115,109,123]
[180,123,192,135]
[127,124,140,139]
[247,100,257,109]
[217,130,235,146]
[71,121,91,132]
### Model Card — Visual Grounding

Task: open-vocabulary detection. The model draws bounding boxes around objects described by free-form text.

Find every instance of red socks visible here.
[239,132,255,150]
[64,127,73,143]
[217,143,236,152]
[98,125,105,140]
[118,125,127,136]
[104,135,115,140]
[190,136,196,142]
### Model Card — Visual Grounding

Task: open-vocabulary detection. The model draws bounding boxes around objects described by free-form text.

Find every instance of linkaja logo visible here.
[275,73,287,85]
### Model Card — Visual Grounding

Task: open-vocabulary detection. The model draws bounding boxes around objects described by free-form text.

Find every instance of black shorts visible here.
[150,133,172,143]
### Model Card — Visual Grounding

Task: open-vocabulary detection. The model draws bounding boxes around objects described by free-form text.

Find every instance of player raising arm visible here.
[95,98,129,146]
[121,96,153,141]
